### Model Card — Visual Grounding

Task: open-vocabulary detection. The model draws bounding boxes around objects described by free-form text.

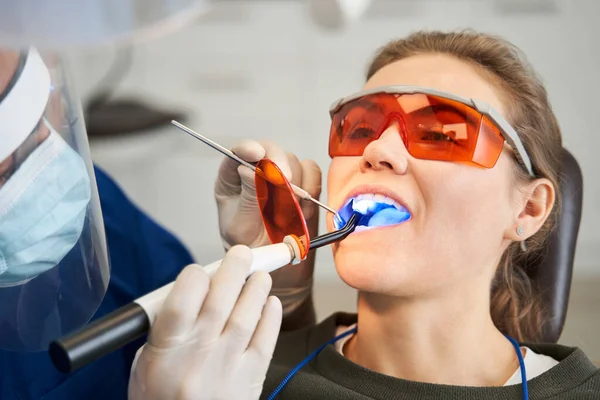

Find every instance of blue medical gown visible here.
[0,166,194,399]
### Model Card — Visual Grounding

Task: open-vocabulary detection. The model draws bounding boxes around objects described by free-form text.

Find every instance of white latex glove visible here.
[214,140,321,316]
[129,245,282,400]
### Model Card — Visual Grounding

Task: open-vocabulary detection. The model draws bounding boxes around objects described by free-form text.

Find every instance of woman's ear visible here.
[506,178,556,241]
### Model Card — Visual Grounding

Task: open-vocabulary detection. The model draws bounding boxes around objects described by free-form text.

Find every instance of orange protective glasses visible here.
[328,85,534,176]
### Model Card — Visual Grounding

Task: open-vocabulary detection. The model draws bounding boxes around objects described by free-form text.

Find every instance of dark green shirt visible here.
[262,313,600,399]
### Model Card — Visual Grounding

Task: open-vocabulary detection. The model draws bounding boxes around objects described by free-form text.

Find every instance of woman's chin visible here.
[333,248,408,294]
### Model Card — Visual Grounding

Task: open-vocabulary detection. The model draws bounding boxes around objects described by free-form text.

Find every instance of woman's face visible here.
[327,53,523,297]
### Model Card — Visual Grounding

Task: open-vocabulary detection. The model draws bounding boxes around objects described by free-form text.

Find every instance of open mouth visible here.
[334,193,412,231]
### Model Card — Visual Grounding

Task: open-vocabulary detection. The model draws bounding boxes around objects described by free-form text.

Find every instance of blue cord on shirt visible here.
[506,334,529,399]
[268,326,528,400]
[267,326,358,400]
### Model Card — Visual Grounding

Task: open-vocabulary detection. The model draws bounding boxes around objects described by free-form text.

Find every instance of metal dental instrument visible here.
[171,120,340,218]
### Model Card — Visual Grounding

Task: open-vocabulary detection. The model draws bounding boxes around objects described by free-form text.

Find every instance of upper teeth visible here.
[351,193,403,213]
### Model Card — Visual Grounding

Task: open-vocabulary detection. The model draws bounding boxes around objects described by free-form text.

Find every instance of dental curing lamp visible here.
[49,214,359,373]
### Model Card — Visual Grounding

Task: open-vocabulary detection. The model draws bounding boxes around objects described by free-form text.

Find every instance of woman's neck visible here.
[344,287,520,387]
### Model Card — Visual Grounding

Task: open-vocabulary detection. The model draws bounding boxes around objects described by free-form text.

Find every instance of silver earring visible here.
[516,226,527,252]
[517,226,527,252]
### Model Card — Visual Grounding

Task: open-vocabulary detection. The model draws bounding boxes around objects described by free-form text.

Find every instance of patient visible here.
[130,30,600,399]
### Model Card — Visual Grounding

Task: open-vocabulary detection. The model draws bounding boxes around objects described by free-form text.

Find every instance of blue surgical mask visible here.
[0,125,91,287]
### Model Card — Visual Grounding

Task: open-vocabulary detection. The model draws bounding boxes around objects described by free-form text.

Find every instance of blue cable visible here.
[268,328,528,400]
[267,326,358,400]
[506,334,529,400]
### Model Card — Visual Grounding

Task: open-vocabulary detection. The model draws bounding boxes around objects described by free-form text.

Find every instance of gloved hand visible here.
[129,245,282,400]
[215,140,321,319]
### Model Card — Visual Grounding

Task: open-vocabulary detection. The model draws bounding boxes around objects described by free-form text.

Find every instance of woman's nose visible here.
[360,124,409,175]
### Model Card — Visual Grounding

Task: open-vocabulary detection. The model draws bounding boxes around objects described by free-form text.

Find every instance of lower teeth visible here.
[367,208,411,227]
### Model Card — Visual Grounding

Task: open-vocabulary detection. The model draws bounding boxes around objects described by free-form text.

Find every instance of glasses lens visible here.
[328,93,505,168]
[403,94,502,165]
[329,93,396,157]
[255,158,309,259]
[470,115,505,168]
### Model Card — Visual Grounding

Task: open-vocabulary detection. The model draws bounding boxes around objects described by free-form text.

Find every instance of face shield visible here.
[0,47,110,352]
[0,0,209,353]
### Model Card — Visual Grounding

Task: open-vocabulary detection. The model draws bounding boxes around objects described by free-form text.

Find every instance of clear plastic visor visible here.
[0,47,109,351]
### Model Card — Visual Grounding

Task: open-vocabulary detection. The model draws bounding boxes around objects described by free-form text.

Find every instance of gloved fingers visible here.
[260,141,293,180]
[231,139,267,162]
[299,159,322,221]
[149,264,210,348]
[245,295,282,367]
[195,245,253,342]
[130,344,145,373]
[286,152,303,188]
[223,271,273,353]
[215,139,265,198]
[220,165,267,248]
[238,164,259,205]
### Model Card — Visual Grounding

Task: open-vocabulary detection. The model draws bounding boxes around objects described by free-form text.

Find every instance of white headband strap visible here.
[0,47,51,162]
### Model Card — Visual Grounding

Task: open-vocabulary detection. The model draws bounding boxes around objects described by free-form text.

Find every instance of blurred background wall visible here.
[65,0,599,360]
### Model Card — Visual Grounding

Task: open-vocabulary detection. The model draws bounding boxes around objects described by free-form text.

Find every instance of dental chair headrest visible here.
[527,148,583,343]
